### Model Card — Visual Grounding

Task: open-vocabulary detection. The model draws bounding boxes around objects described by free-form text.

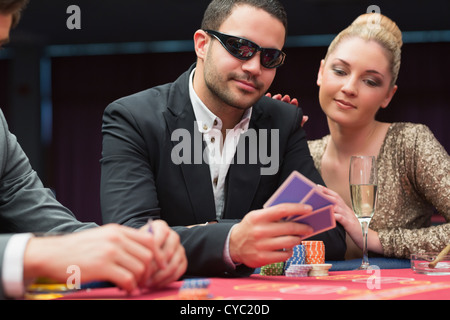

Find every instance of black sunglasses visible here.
[204,30,286,69]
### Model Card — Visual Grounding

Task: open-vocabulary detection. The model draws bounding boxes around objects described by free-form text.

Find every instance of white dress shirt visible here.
[188,69,252,220]
[2,233,33,298]
[188,69,252,268]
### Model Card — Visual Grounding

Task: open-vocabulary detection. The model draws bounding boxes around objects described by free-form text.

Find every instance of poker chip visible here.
[302,240,325,264]
[25,281,77,300]
[178,288,211,300]
[284,244,306,271]
[260,262,285,276]
[308,264,332,277]
[180,278,211,289]
[285,264,312,277]
[24,293,65,300]
[178,278,212,300]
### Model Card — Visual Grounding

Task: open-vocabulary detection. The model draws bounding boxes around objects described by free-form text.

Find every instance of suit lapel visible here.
[162,67,216,223]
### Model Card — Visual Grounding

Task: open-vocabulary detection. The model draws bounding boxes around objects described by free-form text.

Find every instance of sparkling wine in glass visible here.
[349,155,378,270]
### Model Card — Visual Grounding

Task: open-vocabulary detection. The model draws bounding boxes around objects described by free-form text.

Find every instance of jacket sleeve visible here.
[0,235,12,299]
[100,101,161,228]
[378,124,450,257]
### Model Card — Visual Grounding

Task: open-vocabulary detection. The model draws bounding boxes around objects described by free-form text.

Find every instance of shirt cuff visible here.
[2,233,34,298]
[223,224,241,269]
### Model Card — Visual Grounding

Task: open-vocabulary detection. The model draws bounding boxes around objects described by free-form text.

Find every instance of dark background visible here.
[0,0,449,224]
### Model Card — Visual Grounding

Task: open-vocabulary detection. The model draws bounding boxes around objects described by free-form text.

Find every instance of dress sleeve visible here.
[378,124,450,257]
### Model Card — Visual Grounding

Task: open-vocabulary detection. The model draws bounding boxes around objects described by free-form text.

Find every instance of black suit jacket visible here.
[101,65,346,277]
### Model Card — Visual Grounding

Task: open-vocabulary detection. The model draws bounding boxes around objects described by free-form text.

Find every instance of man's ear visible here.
[194,29,209,61]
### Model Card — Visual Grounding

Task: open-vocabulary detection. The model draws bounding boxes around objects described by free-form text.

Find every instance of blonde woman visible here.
[306,13,450,260]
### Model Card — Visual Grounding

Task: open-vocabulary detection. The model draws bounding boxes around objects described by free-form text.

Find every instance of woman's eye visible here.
[364,79,381,87]
[332,68,346,76]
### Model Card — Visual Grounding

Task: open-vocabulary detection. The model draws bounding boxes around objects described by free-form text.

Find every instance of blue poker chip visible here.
[284,245,306,271]
[180,278,211,289]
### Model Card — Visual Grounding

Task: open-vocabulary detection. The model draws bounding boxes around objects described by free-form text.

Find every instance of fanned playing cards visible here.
[264,171,336,238]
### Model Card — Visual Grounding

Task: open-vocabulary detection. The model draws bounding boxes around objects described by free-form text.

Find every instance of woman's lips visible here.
[334,99,356,109]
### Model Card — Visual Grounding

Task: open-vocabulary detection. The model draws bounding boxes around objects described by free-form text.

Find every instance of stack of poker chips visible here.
[284,244,306,271]
[178,278,212,300]
[285,264,312,277]
[308,264,332,277]
[301,240,325,264]
[259,261,285,276]
[285,241,331,277]
[260,241,332,277]
[284,244,309,277]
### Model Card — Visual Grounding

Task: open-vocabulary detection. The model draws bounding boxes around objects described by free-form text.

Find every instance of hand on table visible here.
[141,219,187,289]
[229,203,314,268]
[23,224,158,293]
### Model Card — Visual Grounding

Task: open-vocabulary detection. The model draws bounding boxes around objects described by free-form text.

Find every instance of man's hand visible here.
[23,223,186,293]
[229,203,314,268]
[141,219,187,288]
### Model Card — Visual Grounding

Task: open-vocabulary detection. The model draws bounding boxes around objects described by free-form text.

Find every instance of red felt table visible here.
[59,268,450,300]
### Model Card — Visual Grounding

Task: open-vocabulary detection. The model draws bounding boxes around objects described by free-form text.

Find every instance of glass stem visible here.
[360,219,370,269]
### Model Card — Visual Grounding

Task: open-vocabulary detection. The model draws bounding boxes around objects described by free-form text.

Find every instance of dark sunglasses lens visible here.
[262,49,284,68]
[225,38,256,59]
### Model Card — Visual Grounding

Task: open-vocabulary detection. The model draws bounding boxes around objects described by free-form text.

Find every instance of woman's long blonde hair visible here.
[324,13,403,87]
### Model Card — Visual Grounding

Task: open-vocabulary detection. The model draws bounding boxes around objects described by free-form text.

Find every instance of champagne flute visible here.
[349,155,378,270]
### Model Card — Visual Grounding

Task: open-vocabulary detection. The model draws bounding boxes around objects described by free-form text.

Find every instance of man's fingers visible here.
[254,203,313,223]
[148,245,187,288]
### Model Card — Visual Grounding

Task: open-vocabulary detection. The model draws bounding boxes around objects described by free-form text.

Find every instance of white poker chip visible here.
[308,264,332,276]
[285,264,312,277]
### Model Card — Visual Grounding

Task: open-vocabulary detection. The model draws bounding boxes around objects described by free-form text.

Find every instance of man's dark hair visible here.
[0,0,29,28]
[201,0,287,39]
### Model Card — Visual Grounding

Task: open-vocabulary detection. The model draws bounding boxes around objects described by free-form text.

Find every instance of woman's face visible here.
[317,37,397,127]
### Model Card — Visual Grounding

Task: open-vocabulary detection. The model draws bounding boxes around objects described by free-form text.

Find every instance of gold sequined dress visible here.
[308,123,450,258]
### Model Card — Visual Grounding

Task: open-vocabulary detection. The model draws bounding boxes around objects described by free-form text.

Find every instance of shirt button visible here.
[211,137,215,143]
[203,124,208,131]
[213,177,218,186]
[213,120,218,126]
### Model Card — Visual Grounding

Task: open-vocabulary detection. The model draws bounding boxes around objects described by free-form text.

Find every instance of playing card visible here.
[301,188,335,211]
[263,171,337,237]
[263,171,316,208]
[290,205,336,239]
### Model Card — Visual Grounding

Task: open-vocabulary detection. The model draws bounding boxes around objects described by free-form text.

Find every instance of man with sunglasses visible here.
[101,0,346,278]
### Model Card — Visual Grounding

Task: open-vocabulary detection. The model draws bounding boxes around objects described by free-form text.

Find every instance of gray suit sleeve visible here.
[0,235,13,299]
[0,110,97,299]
